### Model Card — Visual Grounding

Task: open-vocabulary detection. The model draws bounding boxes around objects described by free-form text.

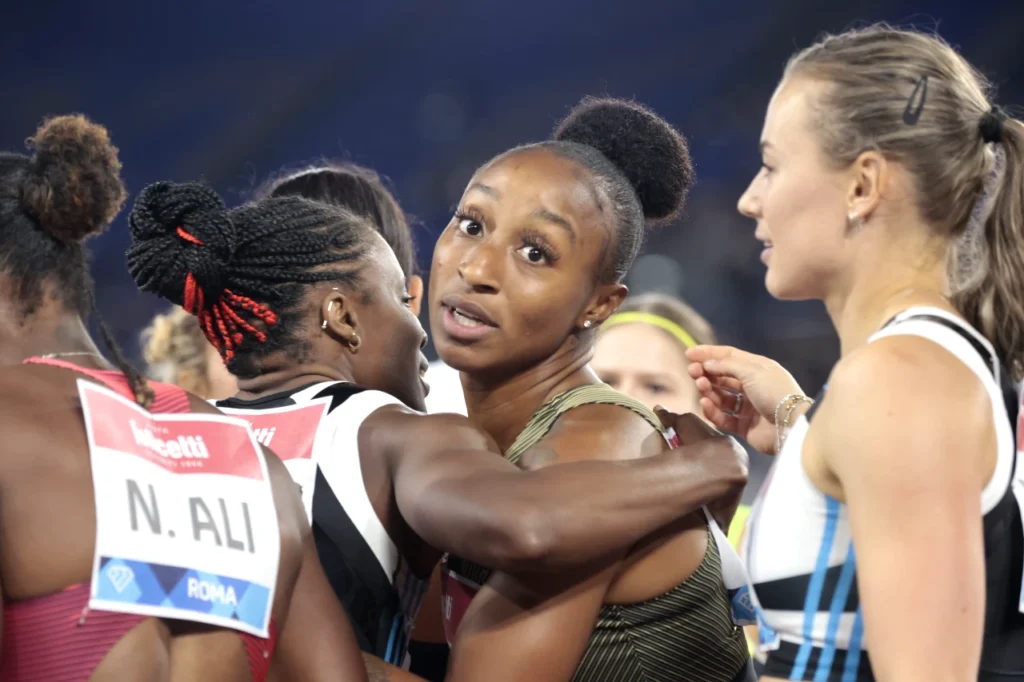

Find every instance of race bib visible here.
[665,427,756,626]
[80,381,280,637]
[439,556,479,646]
[219,399,331,520]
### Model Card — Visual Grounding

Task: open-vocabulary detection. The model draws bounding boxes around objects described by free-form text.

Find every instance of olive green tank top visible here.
[446,384,749,682]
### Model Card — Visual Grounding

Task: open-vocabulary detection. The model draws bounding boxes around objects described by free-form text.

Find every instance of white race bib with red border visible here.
[80,380,280,637]
[219,399,331,520]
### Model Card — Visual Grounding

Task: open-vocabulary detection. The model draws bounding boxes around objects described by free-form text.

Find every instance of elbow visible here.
[501,510,555,569]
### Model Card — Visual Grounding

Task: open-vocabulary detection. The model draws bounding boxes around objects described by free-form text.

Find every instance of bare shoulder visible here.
[529,403,665,468]
[0,364,81,423]
[820,334,993,487]
[361,404,499,454]
[826,333,989,422]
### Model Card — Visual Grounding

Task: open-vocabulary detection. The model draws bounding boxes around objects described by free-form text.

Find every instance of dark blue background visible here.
[2,0,1020,394]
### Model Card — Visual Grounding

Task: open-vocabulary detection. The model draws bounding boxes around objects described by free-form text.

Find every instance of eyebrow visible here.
[530,208,576,242]
[467,183,500,199]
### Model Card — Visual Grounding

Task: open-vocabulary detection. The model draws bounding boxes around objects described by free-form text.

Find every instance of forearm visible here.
[524,439,743,571]
[363,654,426,682]
[401,438,743,573]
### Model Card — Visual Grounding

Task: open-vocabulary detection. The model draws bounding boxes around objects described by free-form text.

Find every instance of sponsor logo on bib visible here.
[219,399,330,521]
[80,381,280,637]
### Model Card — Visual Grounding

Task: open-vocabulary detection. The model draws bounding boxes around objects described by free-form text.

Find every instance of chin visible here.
[433,336,488,373]
[765,268,819,301]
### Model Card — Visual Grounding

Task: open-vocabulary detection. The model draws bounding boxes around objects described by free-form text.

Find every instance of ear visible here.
[407,275,424,317]
[846,150,887,227]
[320,288,362,353]
[578,282,628,330]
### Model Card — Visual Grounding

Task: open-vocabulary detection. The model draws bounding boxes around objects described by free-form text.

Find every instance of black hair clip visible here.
[903,75,929,126]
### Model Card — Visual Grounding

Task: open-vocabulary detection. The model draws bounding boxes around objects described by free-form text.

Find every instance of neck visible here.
[0,310,106,367]
[461,332,598,452]
[825,242,952,357]
[234,360,354,400]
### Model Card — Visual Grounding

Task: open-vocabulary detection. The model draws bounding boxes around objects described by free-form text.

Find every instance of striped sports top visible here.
[218,382,429,669]
[746,308,1024,681]
[442,384,751,682]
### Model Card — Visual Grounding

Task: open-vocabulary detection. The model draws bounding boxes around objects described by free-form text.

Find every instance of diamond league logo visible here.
[106,564,135,594]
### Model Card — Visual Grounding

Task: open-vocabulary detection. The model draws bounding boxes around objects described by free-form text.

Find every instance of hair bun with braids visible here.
[553,97,693,222]
[128,182,237,307]
[21,114,127,243]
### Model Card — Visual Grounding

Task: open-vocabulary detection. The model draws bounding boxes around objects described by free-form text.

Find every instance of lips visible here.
[439,295,498,342]
[755,231,773,265]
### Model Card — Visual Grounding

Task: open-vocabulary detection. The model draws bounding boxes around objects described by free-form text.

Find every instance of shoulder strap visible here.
[505,384,663,465]
[881,312,997,378]
[23,356,189,413]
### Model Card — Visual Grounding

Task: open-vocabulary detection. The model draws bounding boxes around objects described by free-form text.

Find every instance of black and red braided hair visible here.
[127,182,375,379]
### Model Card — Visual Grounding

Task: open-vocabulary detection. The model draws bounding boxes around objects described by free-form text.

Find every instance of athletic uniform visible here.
[746,308,1024,681]
[218,382,428,668]
[2,358,279,682]
[441,384,752,682]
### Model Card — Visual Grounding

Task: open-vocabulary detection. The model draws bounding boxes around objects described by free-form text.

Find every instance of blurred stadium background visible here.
[2,0,1021,399]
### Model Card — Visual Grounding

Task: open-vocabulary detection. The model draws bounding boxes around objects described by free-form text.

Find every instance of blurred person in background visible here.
[0,115,369,682]
[437,97,753,682]
[262,162,424,316]
[126,178,753,681]
[688,25,1024,682]
[591,292,755,542]
[141,305,238,400]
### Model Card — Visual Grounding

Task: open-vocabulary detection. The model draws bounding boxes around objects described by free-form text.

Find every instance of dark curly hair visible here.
[127,182,377,380]
[0,115,126,317]
[260,162,418,282]
[0,114,152,405]
[496,97,693,282]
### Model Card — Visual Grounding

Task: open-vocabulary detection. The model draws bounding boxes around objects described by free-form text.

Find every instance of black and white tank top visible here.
[745,308,1023,681]
[218,382,428,668]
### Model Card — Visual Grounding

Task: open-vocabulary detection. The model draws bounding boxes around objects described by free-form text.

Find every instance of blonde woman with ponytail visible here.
[687,26,1024,682]
[141,306,237,400]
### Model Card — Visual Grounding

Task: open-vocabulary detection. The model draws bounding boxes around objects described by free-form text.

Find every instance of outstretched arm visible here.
[361,406,747,574]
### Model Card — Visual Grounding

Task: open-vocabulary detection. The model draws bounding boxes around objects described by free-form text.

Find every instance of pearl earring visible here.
[583,320,593,329]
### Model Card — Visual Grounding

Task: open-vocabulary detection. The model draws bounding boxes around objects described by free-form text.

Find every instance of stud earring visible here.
[583,320,593,329]
[321,320,328,330]
[847,212,863,230]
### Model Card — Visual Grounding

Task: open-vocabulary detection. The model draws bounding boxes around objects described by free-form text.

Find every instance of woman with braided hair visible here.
[259,160,450,679]
[0,115,369,681]
[125,173,752,680]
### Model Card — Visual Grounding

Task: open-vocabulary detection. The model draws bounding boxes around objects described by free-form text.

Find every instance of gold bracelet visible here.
[774,393,812,453]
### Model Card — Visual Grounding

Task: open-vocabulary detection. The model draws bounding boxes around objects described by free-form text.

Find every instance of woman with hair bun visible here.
[435,97,753,682]
[0,116,369,681]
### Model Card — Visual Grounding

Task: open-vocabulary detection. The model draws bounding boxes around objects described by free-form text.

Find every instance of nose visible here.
[419,332,428,350]
[458,240,502,294]
[737,174,761,219]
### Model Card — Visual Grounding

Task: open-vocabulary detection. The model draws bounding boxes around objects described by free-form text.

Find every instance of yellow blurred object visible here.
[727,504,751,550]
